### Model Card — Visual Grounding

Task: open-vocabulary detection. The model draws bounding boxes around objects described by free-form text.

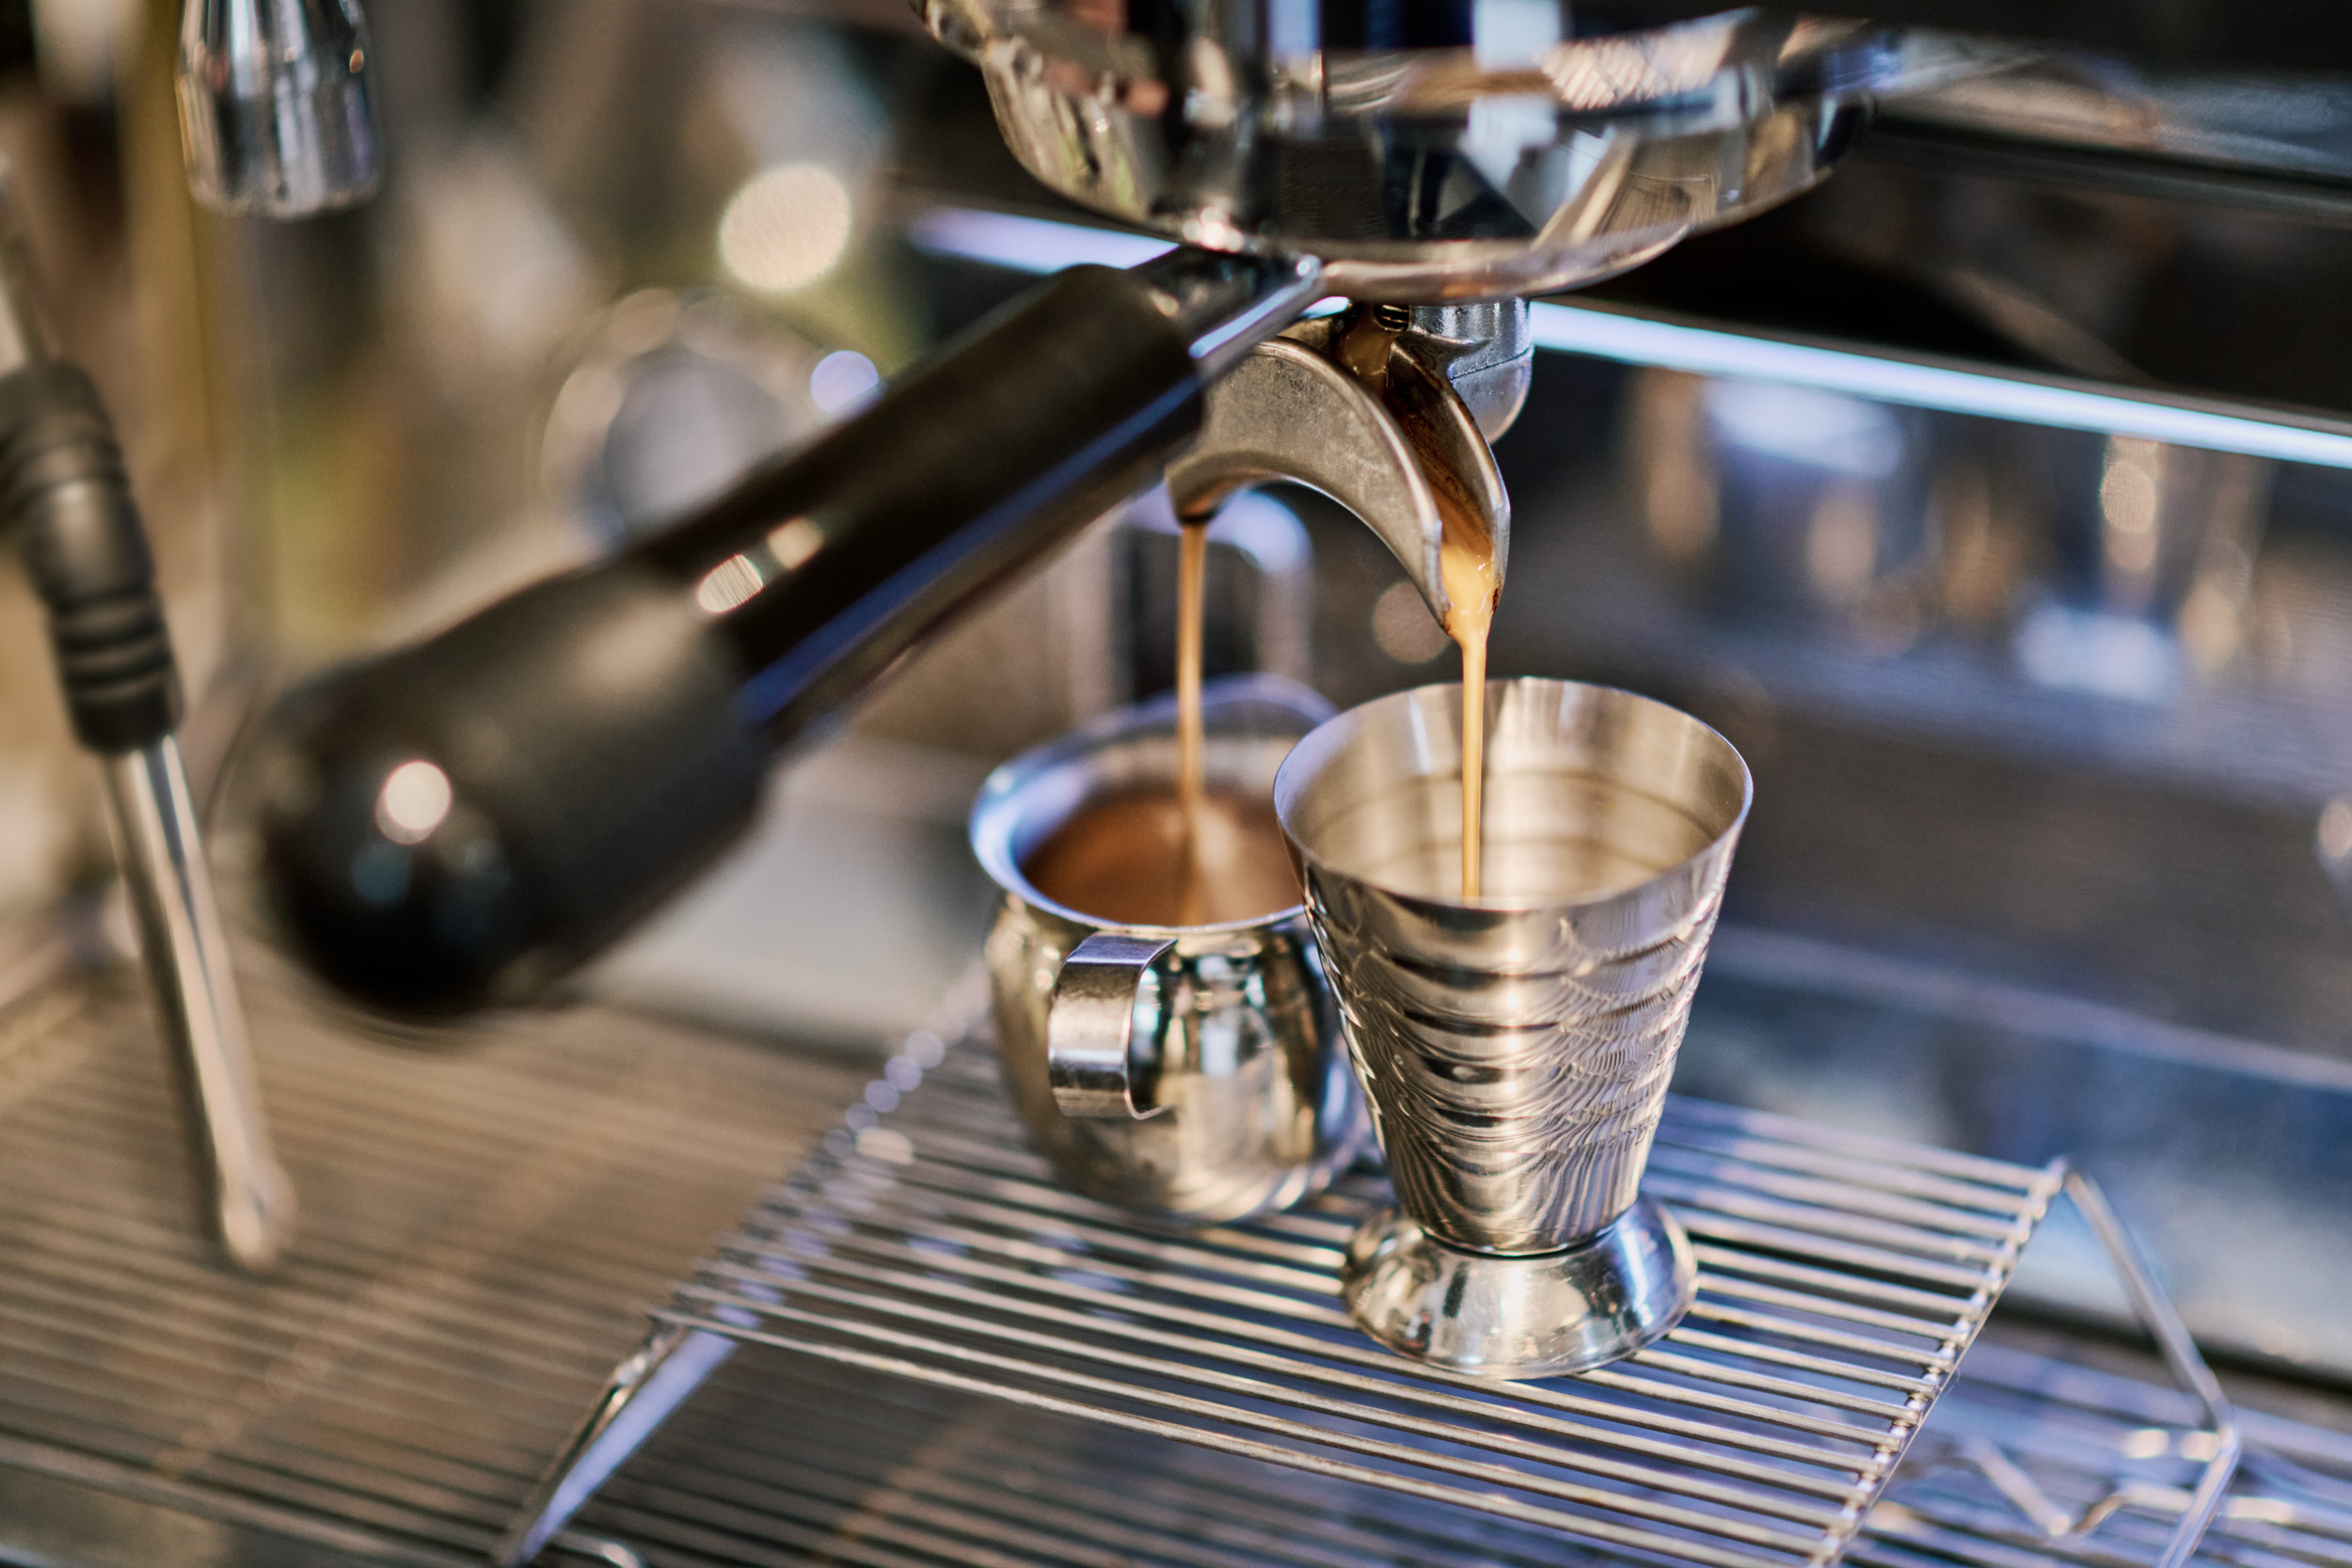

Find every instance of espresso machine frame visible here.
[81,3,2352,1567]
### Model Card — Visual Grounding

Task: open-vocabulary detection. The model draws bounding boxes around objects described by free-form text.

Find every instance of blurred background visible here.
[5,0,2352,1562]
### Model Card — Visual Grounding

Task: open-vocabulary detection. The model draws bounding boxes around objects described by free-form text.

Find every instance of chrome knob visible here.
[176,0,382,216]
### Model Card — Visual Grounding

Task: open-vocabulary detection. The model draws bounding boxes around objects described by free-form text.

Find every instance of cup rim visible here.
[1273,676,1754,915]
[968,673,1334,936]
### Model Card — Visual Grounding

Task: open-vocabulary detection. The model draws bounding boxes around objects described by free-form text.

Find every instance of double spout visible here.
[1170,303,1516,626]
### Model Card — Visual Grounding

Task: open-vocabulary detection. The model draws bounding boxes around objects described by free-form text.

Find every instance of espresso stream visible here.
[1174,518,1211,924]
[1438,500,1498,900]
[1158,325,1501,915]
[1163,490,1497,908]
[1023,516,1297,929]
[1045,503,1491,927]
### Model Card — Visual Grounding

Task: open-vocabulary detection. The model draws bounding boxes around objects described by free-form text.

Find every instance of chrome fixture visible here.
[499,1005,2234,1568]
[934,1,2014,300]
[0,175,293,1272]
[177,0,382,216]
[1168,307,1510,622]
[242,2,2018,1018]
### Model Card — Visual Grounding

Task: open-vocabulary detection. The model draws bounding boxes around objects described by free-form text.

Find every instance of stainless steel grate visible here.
[0,940,2302,1568]
[556,1341,2352,1568]
[1860,1343,2352,1568]
[0,946,864,1566]
[519,1011,2229,1568]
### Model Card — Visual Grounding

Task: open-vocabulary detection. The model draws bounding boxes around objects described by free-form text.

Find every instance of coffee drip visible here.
[1023,510,1301,931]
[1174,517,1211,924]
[1167,308,1504,910]
[1438,506,1498,900]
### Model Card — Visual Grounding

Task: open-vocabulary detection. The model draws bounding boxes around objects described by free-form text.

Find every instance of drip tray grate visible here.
[510,1006,2235,1568]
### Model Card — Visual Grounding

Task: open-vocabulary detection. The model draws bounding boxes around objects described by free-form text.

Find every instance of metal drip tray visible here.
[514,997,2236,1568]
[0,950,865,1567]
[558,1343,2352,1568]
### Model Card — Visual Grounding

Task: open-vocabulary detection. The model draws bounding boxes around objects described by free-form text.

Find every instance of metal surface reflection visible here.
[922,0,2012,297]
[1276,678,1750,1374]
[177,0,381,215]
[972,676,1368,1222]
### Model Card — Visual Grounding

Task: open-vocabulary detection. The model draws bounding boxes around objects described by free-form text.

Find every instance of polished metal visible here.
[177,0,382,216]
[913,203,2352,475]
[0,183,295,1272]
[0,942,877,1566]
[490,1015,2249,1568]
[1405,300,1534,440]
[0,178,294,1274]
[1045,931,1176,1118]
[1167,321,1508,621]
[1135,247,1327,380]
[104,739,295,1274]
[1620,362,2269,680]
[0,939,2247,1568]
[923,1,2015,301]
[2058,1169,2241,1568]
[969,675,1369,1222]
[1275,678,1749,1373]
[1342,1197,1695,1378]
[495,1323,743,1568]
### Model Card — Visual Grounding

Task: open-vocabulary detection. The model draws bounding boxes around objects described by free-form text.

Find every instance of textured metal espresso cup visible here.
[1275,678,1751,1376]
[971,676,1369,1223]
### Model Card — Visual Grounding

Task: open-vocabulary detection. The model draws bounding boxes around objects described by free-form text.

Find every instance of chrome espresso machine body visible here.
[0,1,2348,1565]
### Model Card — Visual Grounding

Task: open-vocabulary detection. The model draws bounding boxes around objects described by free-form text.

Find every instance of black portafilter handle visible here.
[251,256,1317,1019]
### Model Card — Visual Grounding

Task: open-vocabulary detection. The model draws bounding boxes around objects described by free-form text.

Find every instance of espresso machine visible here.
[229,0,2020,1022]
[0,0,2350,1565]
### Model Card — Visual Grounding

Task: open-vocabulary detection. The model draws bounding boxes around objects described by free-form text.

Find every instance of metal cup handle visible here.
[1046,933,1178,1120]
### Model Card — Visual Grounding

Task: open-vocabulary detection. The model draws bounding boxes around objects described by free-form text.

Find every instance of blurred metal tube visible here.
[106,738,295,1273]
[177,0,382,216]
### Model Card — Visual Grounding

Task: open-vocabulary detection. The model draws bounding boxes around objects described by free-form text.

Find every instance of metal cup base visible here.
[1340,1198,1697,1379]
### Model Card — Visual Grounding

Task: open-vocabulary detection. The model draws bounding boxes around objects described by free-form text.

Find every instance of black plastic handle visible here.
[253,263,1204,1018]
[0,362,182,752]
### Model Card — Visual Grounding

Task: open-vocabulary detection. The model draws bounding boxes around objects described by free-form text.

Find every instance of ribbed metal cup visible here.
[1276,677,1749,1262]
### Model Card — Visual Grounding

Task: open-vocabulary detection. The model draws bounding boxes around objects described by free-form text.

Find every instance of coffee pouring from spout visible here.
[232,0,2006,1021]
[1169,303,1513,626]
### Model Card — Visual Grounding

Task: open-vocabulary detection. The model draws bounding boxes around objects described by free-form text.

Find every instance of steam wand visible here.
[0,191,294,1272]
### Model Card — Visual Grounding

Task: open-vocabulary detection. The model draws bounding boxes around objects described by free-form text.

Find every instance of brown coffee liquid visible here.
[1025,790,1299,927]
[1174,517,1210,924]
[1344,303,1502,902]
[1440,504,1498,900]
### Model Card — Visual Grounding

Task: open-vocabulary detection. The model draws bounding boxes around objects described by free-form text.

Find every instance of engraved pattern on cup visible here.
[1278,680,1749,1256]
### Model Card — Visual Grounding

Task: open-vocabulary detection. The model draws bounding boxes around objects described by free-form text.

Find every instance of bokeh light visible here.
[1372,581,1450,663]
[809,349,880,414]
[375,760,453,845]
[719,163,853,294]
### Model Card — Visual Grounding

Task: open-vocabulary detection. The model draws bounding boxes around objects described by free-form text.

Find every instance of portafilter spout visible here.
[1169,305,1511,624]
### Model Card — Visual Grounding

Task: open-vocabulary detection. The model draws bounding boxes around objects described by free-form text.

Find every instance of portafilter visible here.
[239,6,1999,1018]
